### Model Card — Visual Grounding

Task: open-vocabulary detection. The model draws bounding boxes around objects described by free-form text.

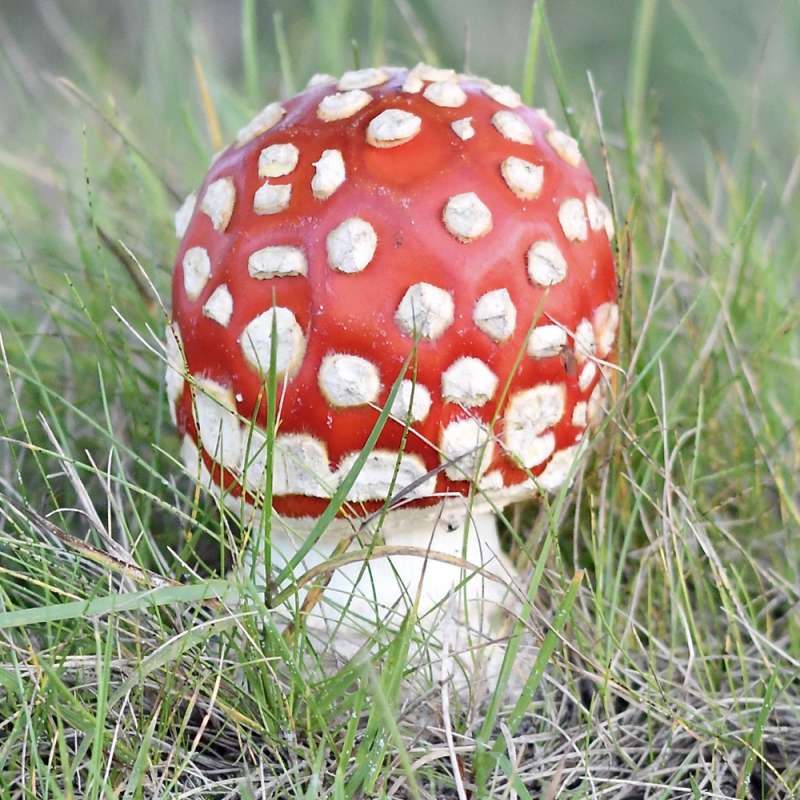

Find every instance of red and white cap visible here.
[166,64,619,523]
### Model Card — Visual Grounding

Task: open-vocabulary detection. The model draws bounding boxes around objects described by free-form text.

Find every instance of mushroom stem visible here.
[244,506,517,672]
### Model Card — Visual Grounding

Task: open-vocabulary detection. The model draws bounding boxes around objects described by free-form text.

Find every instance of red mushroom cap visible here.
[166,65,619,520]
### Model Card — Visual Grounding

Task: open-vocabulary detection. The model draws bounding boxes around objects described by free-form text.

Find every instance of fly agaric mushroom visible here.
[166,65,618,664]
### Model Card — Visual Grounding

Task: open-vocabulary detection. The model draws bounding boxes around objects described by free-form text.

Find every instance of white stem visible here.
[242,503,520,682]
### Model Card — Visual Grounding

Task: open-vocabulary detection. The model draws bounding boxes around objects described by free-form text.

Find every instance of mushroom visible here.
[167,65,618,674]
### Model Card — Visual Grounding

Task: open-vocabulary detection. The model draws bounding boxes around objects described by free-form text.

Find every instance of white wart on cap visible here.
[395,283,454,340]
[319,354,381,407]
[338,68,389,90]
[473,289,516,341]
[442,357,498,407]
[443,192,492,242]
[248,246,308,279]
[366,109,423,147]
[258,143,299,178]
[326,217,378,273]
[236,102,285,146]
[312,149,346,200]
[501,156,544,200]
[527,241,567,286]
[200,178,236,231]
[254,183,292,215]
[240,307,306,378]
[492,111,533,144]
[182,247,211,301]
[440,418,494,480]
[423,81,467,108]
[317,90,373,121]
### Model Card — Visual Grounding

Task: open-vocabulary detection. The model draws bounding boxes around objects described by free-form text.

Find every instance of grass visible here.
[1,0,799,797]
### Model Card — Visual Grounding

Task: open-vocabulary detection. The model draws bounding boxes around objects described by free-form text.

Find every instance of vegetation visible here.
[1,1,798,796]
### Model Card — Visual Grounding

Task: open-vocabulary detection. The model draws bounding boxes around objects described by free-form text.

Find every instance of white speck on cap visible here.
[318,353,380,407]
[174,192,196,238]
[572,401,587,427]
[311,149,346,200]
[200,177,235,231]
[578,361,597,392]
[510,383,566,427]
[390,380,433,423]
[527,240,567,286]
[440,418,494,481]
[491,110,533,144]
[473,288,517,342]
[593,302,619,358]
[602,202,615,239]
[503,384,565,468]
[194,378,243,470]
[274,434,334,497]
[585,193,605,232]
[202,284,234,327]
[236,102,285,146]
[423,81,467,108]
[338,67,389,90]
[366,108,422,147]
[241,430,334,498]
[483,83,521,108]
[248,245,307,279]
[501,156,544,200]
[307,72,336,87]
[574,319,595,363]
[258,143,299,178]
[442,191,492,242]
[410,63,456,82]
[240,306,306,379]
[510,430,555,470]
[164,324,185,425]
[546,128,582,167]
[451,117,474,140]
[337,450,436,501]
[535,443,582,492]
[180,436,214,490]
[442,357,498,407]
[558,198,588,242]
[326,217,377,273]
[586,194,616,239]
[528,325,568,358]
[480,469,504,491]
[402,73,424,93]
[253,182,291,215]
[587,380,607,426]
[182,246,211,301]
[395,282,454,340]
[317,89,373,121]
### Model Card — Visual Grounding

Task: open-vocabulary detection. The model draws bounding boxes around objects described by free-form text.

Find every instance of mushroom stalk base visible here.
[242,506,518,687]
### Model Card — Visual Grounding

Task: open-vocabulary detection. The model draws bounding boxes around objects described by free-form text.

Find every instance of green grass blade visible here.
[273,355,411,586]
[539,5,579,139]
[273,11,296,97]
[626,0,659,149]
[242,0,259,101]
[521,1,543,105]
[0,580,233,630]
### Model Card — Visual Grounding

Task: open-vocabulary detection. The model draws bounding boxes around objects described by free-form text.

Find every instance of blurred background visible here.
[1,0,797,299]
[2,1,796,163]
